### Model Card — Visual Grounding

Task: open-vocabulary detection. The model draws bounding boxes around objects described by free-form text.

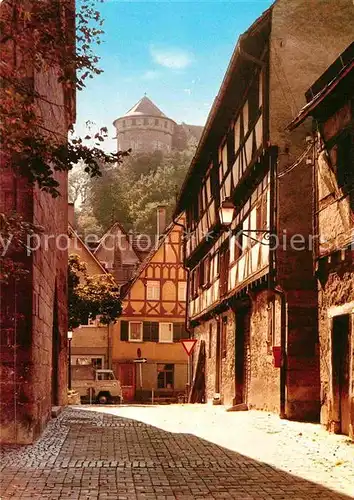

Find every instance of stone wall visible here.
[247,290,281,414]
[0,3,73,443]
[318,260,354,438]
[115,116,175,154]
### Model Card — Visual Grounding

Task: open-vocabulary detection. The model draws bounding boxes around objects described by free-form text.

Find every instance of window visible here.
[256,193,267,239]
[122,120,126,127]
[219,245,230,297]
[178,281,187,301]
[80,316,103,327]
[159,322,173,343]
[143,118,148,125]
[97,371,115,381]
[157,364,174,389]
[129,321,143,342]
[71,356,104,368]
[336,131,354,190]
[248,74,260,127]
[147,281,160,300]
[199,256,210,288]
[132,118,136,125]
[155,119,159,126]
[164,121,167,128]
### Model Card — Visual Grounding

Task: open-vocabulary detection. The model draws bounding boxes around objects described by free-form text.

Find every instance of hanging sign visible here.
[181,339,197,356]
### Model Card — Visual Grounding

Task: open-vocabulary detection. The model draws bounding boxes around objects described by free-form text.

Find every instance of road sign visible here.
[181,339,197,356]
[133,358,147,363]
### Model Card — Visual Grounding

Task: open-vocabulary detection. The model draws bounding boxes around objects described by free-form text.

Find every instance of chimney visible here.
[156,205,167,240]
[68,202,75,227]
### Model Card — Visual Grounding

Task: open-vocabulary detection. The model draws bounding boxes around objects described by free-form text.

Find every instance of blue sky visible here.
[76,0,273,151]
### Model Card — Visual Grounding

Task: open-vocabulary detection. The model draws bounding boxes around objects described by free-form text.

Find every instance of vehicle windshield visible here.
[97,372,115,381]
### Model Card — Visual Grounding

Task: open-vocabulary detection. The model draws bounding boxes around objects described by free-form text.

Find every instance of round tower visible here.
[113,96,176,154]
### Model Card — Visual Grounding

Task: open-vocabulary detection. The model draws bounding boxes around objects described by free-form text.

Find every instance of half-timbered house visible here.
[289,43,354,438]
[174,0,354,420]
[112,218,189,402]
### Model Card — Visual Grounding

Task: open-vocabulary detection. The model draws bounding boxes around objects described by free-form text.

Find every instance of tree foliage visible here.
[0,0,128,197]
[68,254,122,330]
[0,213,43,284]
[79,149,193,236]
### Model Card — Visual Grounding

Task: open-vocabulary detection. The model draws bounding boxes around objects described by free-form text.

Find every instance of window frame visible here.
[128,321,143,342]
[157,363,174,389]
[159,322,173,343]
[146,280,160,301]
[178,281,187,302]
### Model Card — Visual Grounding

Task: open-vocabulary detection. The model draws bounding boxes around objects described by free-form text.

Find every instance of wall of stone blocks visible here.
[0,26,72,443]
[247,290,281,414]
[318,262,354,438]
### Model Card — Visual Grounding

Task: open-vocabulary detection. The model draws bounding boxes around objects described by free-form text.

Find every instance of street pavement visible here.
[0,404,353,499]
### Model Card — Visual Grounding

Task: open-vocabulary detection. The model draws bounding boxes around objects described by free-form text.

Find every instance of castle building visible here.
[113,96,203,154]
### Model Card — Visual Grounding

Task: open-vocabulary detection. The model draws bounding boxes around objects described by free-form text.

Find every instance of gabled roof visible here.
[68,224,110,276]
[122,96,167,118]
[94,221,152,260]
[120,215,184,300]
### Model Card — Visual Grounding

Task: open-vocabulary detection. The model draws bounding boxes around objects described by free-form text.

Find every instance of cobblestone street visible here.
[1,405,353,500]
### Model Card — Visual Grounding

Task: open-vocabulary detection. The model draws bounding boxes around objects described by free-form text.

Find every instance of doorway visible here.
[332,314,351,435]
[51,290,59,406]
[215,320,221,394]
[235,308,250,405]
[115,363,136,401]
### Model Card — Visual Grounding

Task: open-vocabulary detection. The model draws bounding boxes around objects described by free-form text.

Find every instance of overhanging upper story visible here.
[173,8,275,321]
[289,42,354,261]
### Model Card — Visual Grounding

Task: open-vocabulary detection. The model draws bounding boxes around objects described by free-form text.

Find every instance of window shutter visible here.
[151,322,159,342]
[173,323,182,342]
[121,321,128,341]
[173,323,189,342]
[181,325,189,340]
[143,322,152,342]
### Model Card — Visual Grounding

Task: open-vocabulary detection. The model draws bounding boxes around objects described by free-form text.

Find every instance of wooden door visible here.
[215,321,221,393]
[235,307,250,405]
[115,363,136,402]
[332,315,350,435]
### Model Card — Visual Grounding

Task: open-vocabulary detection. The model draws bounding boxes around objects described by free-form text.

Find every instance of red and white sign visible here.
[181,339,197,356]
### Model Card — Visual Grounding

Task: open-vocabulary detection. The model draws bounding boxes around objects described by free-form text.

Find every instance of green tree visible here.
[81,149,193,236]
[68,254,122,330]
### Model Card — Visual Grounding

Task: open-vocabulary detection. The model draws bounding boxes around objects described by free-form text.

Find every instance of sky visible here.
[75,0,274,151]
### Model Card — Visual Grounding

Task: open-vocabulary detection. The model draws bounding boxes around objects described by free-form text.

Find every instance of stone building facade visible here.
[113,96,203,154]
[289,43,354,438]
[0,0,75,444]
[174,0,354,422]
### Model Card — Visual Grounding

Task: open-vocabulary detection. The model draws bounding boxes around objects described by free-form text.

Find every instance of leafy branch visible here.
[68,254,122,330]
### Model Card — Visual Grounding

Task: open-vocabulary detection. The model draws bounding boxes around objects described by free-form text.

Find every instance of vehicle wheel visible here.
[98,394,109,404]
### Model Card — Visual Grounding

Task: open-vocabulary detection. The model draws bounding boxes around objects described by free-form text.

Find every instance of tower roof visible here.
[123,96,168,118]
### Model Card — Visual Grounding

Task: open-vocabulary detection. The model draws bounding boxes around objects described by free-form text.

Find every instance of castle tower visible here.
[113,96,176,154]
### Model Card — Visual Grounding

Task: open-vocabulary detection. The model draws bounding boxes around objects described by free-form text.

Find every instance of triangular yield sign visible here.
[181,339,197,356]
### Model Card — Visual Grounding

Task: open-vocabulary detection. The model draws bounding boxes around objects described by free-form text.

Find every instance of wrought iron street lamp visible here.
[219,197,271,245]
[67,331,73,390]
[219,197,235,227]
